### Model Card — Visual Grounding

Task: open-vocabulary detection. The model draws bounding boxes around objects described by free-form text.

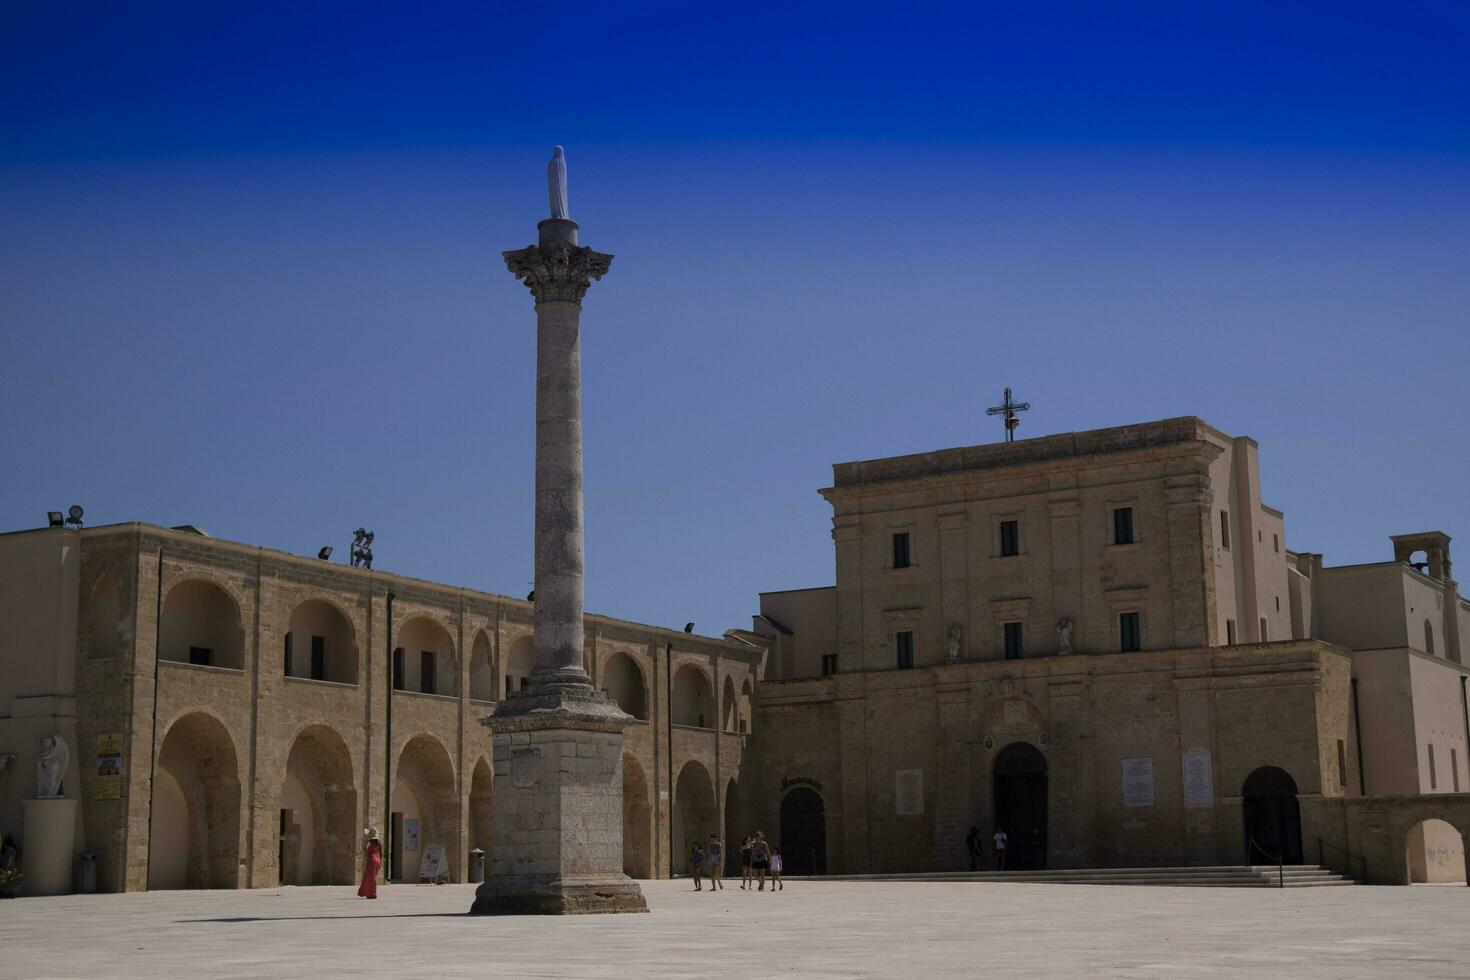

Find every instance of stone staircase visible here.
[811,865,1356,887]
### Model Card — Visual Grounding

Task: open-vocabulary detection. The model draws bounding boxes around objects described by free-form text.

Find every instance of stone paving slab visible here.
[1,879,1466,979]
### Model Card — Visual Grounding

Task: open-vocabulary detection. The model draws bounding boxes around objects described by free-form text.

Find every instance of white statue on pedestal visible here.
[547,146,569,220]
[946,624,962,664]
[1056,618,1073,655]
[36,734,69,799]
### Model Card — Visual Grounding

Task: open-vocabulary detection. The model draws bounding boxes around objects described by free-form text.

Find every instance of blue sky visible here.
[2,2,1467,634]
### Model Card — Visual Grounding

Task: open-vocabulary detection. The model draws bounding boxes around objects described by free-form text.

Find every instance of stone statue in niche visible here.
[36,734,69,799]
[946,624,962,663]
[1057,618,1073,655]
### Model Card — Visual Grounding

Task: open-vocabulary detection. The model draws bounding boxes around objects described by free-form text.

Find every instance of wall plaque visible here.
[1003,699,1028,729]
[895,768,924,816]
[1122,757,1155,808]
[95,733,123,801]
[511,747,540,788]
[1181,749,1214,808]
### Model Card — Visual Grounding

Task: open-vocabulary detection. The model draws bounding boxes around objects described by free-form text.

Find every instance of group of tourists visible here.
[965,825,1010,870]
[688,831,783,891]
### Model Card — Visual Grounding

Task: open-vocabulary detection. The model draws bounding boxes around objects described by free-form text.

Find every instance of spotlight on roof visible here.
[47,511,64,528]
[65,505,84,528]
[684,622,695,634]
[526,590,536,603]
[317,546,333,561]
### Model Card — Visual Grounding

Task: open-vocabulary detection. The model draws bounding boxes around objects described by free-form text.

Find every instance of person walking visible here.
[965,826,982,871]
[357,830,382,899]
[706,833,725,891]
[751,831,772,890]
[768,846,784,891]
[740,836,754,889]
[993,826,1008,871]
[690,842,706,890]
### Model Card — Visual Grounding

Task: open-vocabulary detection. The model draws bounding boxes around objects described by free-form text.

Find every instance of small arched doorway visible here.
[1406,818,1466,883]
[779,786,826,875]
[622,754,652,879]
[673,760,716,874]
[279,725,357,885]
[469,757,493,866]
[1242,766,1303,865]
[993,742,1047,870]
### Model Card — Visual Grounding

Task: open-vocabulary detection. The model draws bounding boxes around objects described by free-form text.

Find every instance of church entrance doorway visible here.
[779,787,826,875]
[993,742,1047,870]
[1242,766,1302,864]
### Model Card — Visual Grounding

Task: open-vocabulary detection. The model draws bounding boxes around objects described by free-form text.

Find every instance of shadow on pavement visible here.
[180,913,470,923]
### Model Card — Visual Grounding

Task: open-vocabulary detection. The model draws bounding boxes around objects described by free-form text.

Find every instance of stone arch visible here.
[469,756,492,863]
[993,741,1048,870]
[150,711,242,889]
[673,760,717,872]
[278,724,357,885]
[505,633,535,696]
[721,675,739,732]
[779,785,827,875]
[160,578,245,670]
[672,663,714,729]
[394,616,457,696]
[1407,817,1465,883]
[391,732,459,882]
[723,777,744,875]
[90,572,121,660]
[602,651,647,720]
[622,753,653,879]
[740,678,753,734]
[469,630,496,702]
[284,598,358,684]
[1242,765,1303,865]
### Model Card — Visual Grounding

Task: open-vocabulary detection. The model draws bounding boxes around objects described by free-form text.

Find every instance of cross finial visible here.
[985,387,1031,443]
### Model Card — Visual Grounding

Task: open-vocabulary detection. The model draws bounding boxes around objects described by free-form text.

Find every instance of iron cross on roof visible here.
[985,387,1031,443]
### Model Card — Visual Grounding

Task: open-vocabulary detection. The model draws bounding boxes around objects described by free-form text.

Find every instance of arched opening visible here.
[160,579,244,669]
[469,632,496,702]
[780,786,827,875]
[993,742,1048,870]
[622,754,652,879]
[673,760,717,873]
[391,734,458,882]
[469,757,493,863]
[723,778,744,875]
[721,676,738,732]
[740,679,753,734]
[505,635,535,698]
[1242,766,1303,865]
[279,725,356,885]
[672,664,714,729]
[394,617,456,696]
[150,712,242,889]
[1406,818,1465,883]
[90,574,120,659]
[284,599,358,684]
[602,652,647,720]
[1425,621,1437,658]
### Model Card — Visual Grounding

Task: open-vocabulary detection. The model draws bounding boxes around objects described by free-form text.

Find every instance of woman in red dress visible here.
[358,831,383,899]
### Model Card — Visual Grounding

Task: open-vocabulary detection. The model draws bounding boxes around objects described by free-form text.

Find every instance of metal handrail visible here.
[1317,836,1369,883]
[1248,837,1284,888]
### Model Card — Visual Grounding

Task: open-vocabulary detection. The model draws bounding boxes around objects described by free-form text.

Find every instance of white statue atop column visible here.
[35,734,69,799]
[547,146,569,220]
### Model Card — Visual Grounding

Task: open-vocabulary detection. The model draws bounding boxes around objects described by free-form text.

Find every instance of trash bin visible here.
[468,848,485,884]
[76,851,97,894]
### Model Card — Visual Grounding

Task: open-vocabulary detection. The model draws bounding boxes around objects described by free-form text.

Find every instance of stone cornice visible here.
[503,241,613,305]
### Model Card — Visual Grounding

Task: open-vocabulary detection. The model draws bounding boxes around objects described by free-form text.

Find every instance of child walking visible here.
[690,842,705,891]
[768,845,784,891]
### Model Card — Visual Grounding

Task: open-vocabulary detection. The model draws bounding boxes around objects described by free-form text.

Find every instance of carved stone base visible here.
[468,685,647,915]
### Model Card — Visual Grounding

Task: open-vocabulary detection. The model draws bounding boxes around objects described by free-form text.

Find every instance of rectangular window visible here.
[1259,617,1268,642]
[1429,744,1438,790]
[1455,749,1461,793]
[1113,507,1135,545]
[188,646,213,667]
[310,635,326,681]
[1220,511,1231,550]
[283,632,293,676]
[1119,612,1142,652]
[1275,596,1280,612]
[892,532,912,569]
[504,675,513,699]
[821,653,838,676]
[895,631,915,669]
[420,650,436,695]
[1003,622,1024,660]
[1226,619,1236,645]
[999,520,1020,557]
[392,648,405,691]
[1337,740,1347,789]
[1273,533,1280,553]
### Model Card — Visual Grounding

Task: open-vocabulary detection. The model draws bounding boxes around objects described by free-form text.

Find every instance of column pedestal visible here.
[21,798,77,896]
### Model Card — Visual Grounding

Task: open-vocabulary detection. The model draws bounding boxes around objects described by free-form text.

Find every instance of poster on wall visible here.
[95,733,123,800]
[403,818,420,851]
[1121,757,1155,808]
[1181,749,1214,808]
[895,769,924,816]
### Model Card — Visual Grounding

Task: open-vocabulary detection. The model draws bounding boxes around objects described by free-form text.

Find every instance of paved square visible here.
[2,880,1467,979]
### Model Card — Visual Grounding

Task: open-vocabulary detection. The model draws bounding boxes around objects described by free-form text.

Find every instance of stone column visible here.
[470,216,646,915]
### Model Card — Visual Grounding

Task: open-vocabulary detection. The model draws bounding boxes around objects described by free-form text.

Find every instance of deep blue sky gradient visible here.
[2,2,1467,634]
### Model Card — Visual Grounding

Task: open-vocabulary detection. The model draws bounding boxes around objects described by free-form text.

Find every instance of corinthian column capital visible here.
[503,240,613,305]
